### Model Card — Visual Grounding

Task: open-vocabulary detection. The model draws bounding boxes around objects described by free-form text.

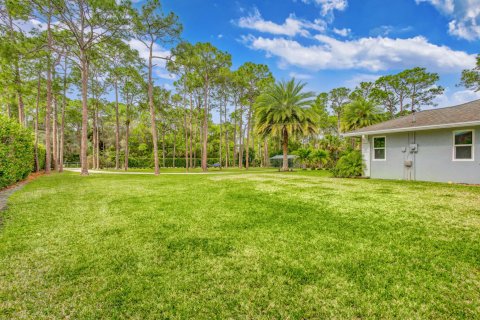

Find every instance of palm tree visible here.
[256,79,318,171]
[310,149,329,169]
[294,148,312,169]
[341,98,383,132]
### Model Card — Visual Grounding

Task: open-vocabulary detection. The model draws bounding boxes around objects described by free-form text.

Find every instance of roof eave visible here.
[342,120,480,137]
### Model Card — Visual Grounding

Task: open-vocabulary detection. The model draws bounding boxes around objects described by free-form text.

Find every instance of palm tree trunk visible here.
[264,138,269,168]
[282,129,289,171]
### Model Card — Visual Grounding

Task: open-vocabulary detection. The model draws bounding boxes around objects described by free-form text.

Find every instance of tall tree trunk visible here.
[238,104,244,169]
[224,103,229,168]
[45,12,53,174]
[96,110,100,169]
[52,71,58,172]
[114,79,120,170]
[232,101,237,167]
[162,125,166,168]
[282,129,289,171]
[245,105,252,170]
[219,101,222,167]
[193,120,197,168]
[173,129,177,168]
[59,57,67,173]
[80,53,89,175]
[184,109,188,171]
[16,75,24,126]
[92,103,97,170]
[189,94,193,169]
[124,104,130,171]
[147,43,159,175]
[34,69,41,172]
[8,13,24,126]
[201,81,209,172]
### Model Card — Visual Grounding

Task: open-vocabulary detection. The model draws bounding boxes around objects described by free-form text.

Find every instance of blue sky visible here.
[142,0,480,108]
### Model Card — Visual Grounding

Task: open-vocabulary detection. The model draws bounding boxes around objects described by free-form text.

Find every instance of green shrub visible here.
[36,143,46,171]
[331,150,364,178]
[119,156,220,169]
[0,116,34,188]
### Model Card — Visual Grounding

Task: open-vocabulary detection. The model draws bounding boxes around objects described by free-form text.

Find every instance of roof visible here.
[343,99,480,137]
[270,155,298,160]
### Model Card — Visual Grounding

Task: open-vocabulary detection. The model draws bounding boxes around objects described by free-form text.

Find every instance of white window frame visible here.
[373,136,386,161]
[452,129,475,161]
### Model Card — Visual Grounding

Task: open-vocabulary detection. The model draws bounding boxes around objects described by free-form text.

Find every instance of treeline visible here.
[1,0,478,176]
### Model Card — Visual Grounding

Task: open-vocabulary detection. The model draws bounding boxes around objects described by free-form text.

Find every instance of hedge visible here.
[127,157,223,168]
[331,150,364,178]
[0,116,35,189]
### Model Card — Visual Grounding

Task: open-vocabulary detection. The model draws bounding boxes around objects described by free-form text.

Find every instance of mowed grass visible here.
[0,170,479,319]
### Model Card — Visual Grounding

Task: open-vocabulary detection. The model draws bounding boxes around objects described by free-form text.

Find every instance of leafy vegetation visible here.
[0,115,34,188]
[460,54,480,92]
[256,79,318,171]
[331,150,364,178]
[0,0,464,178]
[1,171,479,318]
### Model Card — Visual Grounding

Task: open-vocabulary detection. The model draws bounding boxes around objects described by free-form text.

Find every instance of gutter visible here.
[342,120,480,137]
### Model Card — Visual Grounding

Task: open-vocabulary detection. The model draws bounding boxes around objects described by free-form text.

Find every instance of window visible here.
[373,137,386,160]
[453,130,474,161]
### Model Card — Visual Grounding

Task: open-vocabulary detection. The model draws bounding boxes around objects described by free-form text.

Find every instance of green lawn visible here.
[1,171,479,319]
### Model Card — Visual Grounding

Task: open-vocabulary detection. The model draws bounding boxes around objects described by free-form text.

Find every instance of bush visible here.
[123,157,219,169]
[36,144,46,171]
[0,116,34,188]
[331,150,364,178]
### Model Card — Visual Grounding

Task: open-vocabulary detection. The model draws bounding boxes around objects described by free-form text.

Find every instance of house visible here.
[344,99,480,184]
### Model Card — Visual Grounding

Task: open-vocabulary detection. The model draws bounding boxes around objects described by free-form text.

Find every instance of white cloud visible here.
[127,39,171,65]
[435,88,480,107]
[14,19,47,33]
[289,72,313,80]
[162,83,174,91]
[237,8,326,37]
[155,69,177,81]
[369,25,413,37]
[242,34,476,73]
[344,74,382,88]
[333,27,351,36]
[416,0,480,40]
[301,0,348,17]
[127,39,174,85]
